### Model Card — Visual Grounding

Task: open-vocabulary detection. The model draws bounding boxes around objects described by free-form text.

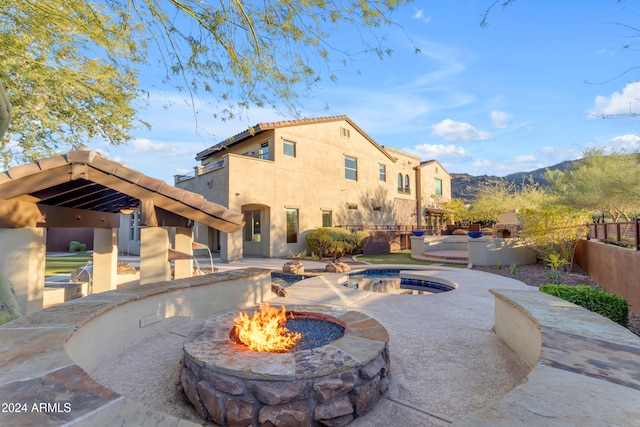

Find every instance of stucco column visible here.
[140,227,170,284]
[0,228,46,315]
[221,230,243,262]
[92,228,118,293]
[173,227,193,279]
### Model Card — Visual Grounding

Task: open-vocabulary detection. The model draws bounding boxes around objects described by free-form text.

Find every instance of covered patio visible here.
[0,149,244,315]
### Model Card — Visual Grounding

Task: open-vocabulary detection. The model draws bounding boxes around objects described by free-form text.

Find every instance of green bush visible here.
[69,241,87,252]
[540,284,629,327]
[305,228,370,259]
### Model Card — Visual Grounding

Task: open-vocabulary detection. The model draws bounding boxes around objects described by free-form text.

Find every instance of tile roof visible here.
[0,149,244,232]
[195,115,397,162]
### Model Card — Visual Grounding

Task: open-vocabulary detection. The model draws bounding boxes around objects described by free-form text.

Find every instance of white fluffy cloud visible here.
[589,82,640,118]
[430,119,492,142]
[490,111,512,129]
[409,143,469,159]
[610,134,640,149]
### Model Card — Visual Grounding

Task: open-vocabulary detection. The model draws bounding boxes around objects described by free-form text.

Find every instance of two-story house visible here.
[175,116,451,261]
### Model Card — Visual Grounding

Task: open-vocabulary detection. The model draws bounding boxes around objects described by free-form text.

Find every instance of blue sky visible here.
[99,1,640,184]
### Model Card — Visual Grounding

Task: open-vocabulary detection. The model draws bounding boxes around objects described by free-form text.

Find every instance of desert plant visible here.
[519,205,590,270]
[495,259,503,269]
[509,262,518,274]
[69,241,87,252]
[540,284,629,327]
[544,252,569,285]
[305,227,369,259]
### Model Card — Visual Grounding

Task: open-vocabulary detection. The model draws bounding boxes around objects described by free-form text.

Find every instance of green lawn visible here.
[45,252,93,276]
[355,251,465,268]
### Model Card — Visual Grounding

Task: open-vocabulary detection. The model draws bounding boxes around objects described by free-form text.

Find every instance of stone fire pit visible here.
[181,305,390,427]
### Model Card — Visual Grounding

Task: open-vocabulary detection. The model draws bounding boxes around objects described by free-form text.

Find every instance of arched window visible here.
[404,175,410,193]
[397,173,403,192]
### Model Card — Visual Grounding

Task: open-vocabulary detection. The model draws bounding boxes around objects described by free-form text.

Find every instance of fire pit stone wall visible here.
[181,305,390,427]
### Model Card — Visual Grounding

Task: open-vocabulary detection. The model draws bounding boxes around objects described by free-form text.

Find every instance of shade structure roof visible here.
[0,149,244,232]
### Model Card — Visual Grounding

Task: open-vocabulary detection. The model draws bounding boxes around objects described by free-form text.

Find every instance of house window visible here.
[258,142,269,160]
[244,210,261,242]
[404,175,410,193]
[286,208,299,243]
[322,210,332,227]
[340,127,351,138]
[435,178,443,196]
[379,164,386,181]
[283,140,296,157]
[347,203,358,210]
[397,173,403,192]
[344,156,357,181]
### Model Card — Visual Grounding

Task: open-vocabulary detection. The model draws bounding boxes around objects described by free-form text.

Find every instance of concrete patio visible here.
[3,257,640,426]
[88,258,533,426]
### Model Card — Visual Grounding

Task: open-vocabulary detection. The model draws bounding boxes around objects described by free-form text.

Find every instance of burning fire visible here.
[233,304,302,352]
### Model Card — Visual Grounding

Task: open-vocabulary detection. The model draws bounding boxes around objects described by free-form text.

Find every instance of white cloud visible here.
[129,138,190,156]
[541,146,554,153]
[473,158,493,168]
[430,119,492,142]
[408,143,469,159]
[490,111,512,129]
[610,134,640,150]
[514,154,536,163]
[413,9,432,23]
[589,81,640,118]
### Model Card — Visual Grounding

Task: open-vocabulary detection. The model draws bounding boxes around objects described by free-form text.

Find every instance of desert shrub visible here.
[69,241,87,252]
[540,284,629,327]
[305,228,370,259]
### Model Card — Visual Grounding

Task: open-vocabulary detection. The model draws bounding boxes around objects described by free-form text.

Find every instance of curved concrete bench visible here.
[455,289,640,426]
[0,268,272,426]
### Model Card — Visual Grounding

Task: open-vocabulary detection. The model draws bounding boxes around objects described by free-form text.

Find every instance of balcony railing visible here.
[175,159,225,184]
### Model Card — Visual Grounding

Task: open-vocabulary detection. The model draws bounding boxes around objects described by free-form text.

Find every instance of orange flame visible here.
[233,304,301,352]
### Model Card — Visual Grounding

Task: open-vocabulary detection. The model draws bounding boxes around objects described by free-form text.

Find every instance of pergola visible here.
[0,149,244,315]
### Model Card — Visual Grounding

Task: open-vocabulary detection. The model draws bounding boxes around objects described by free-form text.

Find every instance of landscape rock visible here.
[325,262,350,273]
[283,261,304,274]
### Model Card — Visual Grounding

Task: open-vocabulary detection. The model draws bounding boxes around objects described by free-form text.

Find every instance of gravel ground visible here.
[472,262,640,337]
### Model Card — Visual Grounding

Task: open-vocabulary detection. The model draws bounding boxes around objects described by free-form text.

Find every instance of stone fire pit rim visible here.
[183,304,389,381]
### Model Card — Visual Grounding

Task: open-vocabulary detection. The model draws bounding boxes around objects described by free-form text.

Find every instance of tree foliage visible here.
[518,205,591,270]
[545,148,640,221]
[439,198,469,224]
[467,178,546,223]
[0,0,410,166]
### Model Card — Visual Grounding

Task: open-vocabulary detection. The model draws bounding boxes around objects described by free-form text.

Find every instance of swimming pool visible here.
[345,269,454,295]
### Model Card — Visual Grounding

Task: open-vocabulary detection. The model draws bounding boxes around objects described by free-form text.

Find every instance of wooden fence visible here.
[587,219,640,251]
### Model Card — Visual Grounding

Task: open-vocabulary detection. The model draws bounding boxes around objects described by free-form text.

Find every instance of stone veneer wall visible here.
[181,306,391,427]
[492,223,521,238]
[392,198,417,226]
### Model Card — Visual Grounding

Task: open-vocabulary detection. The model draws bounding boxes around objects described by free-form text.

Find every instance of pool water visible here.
[270,272,313,287]
[345,269,454,295]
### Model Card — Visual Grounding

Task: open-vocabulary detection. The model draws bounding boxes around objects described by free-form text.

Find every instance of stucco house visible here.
[174,116,451,261]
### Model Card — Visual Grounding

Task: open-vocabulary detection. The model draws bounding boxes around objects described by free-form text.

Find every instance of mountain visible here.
[451,160,576,204]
